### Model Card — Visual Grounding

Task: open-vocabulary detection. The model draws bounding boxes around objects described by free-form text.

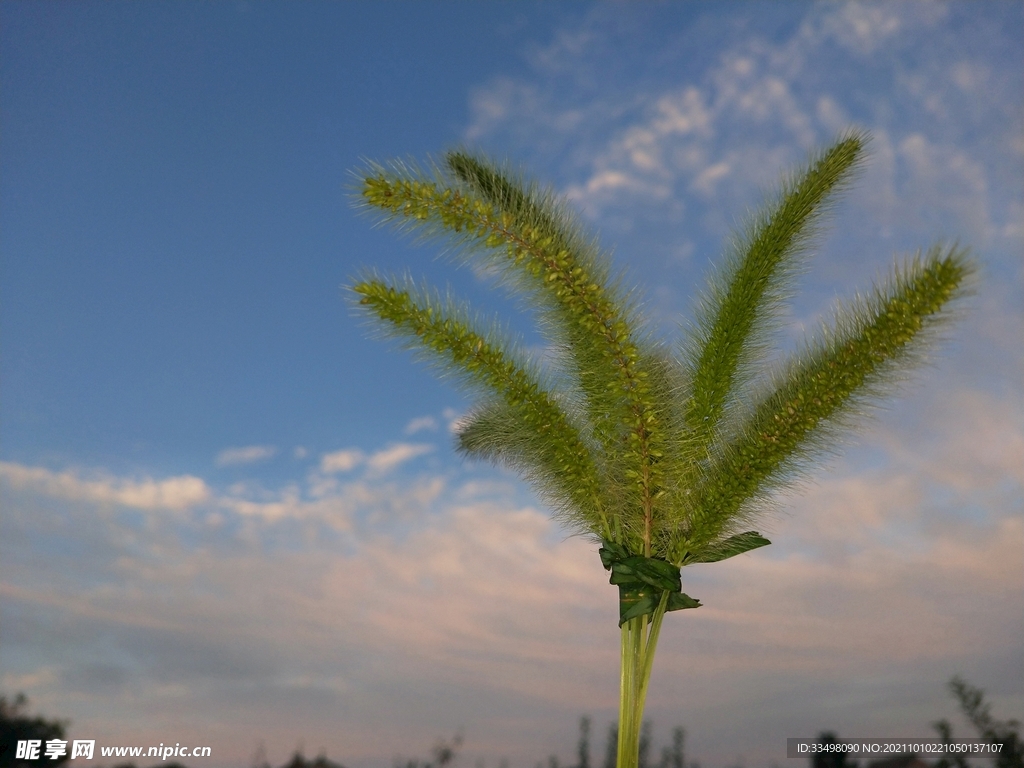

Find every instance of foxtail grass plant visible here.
[349,131,973,768]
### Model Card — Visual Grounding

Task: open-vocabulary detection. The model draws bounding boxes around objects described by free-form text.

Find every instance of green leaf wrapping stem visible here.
[600,540,701,626]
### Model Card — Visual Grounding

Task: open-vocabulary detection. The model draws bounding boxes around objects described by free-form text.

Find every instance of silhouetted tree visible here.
[604,725,618,768]
[577,717,591,768]
[396,734,463,768]
[637,723,651,768]
[251,742,272,768]
[433,735,463,768]
[932,720,969,768]
[811,732,858,768]
[0,693,69,767]
[933,676,1022,768]
[280,751,346,768]
[658,728,684,768]
[596,720,691,768]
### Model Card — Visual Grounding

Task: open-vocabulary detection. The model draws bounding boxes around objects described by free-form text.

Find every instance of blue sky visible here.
[1,2,1022,767]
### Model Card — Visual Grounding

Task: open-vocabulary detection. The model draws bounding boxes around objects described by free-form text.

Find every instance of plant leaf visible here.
[608,556,682,593]
[683,531,771,564]
[599,540,631,570]
[600,540,698,625]
[666,592,702,612]
[618,586,701,625]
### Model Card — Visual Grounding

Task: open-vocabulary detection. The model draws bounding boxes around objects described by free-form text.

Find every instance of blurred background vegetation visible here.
[2,677,1019,768]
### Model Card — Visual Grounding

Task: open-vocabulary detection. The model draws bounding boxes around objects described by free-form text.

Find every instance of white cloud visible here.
[879,386,1024,494]
[2,354,1021,762]
[217,491,353,529]
[462,0,1018,268]
[4,434,1021,767]
[853,129,998,247]
[319,448,364,474]
[0,461,210,511]
[317,441,434,477]
[443,407,469,435]
[404,415,438,435]
[366,442,434,474]
[465,78,542,142]
[0,665,59,693]
[950,60,991,94]
[215,444,276,467]
[815,95,849,132]
[815,1,903,56]
[494,36,827,226]
[691,160,731,195]
[0,441,445,532]
[901,132,987,234]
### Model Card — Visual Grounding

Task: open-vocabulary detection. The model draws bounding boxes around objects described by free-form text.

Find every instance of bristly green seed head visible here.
[351,132,974,580]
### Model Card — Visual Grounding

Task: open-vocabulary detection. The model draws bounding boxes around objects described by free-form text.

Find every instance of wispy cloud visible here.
[0,461,210,512]
[366,442,434,474]
[404,415,438,435]
[2,368,1021,765]
[809,1,948,57]
[465,1,1020,260]
[318,443,434,477]
[215,444,277,467]
[320,448,365,474]
[443,407,470,435]
[3,436,1022,766]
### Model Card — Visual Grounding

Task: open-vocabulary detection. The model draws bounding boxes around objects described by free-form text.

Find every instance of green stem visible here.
[637,591,670,710]
[617,617,640,768]
[616,592,671,768]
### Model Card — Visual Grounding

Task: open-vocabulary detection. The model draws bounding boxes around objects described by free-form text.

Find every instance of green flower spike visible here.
[349,131,974,768]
